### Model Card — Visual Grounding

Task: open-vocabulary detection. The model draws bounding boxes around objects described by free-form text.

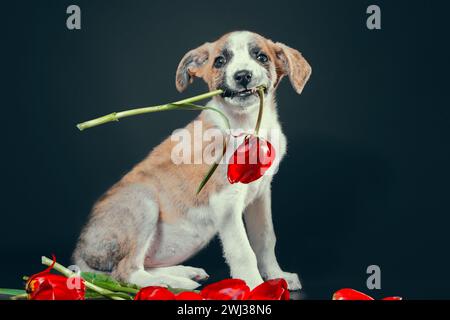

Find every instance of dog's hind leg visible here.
[96,186,199,290]
[74,184,201,290]
[107,188,161,286]
[74,185,158,284]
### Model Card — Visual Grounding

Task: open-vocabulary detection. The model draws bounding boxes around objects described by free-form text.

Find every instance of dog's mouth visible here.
[219,86,267,99]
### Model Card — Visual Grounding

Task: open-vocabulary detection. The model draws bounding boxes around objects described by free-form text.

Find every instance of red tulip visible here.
[247,278,290,300]
[26,255,85,300]
[227,136,275,184]
[134,286,175,300]
[175,291,204,300]
[200,279,250,300]
[332,288,374,300]
[382,296,403,300]
[27,274,85,300]
[333,288,403,301]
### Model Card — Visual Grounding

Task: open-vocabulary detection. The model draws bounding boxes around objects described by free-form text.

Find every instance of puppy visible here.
[73,31,311,290]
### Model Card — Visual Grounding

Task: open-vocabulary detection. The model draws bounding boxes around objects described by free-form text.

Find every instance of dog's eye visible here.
[214,56,226,68]
[256,53,268,63]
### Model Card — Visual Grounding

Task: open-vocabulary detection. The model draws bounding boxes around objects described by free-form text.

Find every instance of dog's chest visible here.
[164,103,286,250]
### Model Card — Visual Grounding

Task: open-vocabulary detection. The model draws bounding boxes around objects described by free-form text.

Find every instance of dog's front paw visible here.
[161,275,201,290]
[178,266,209,282]
[244,276,265,290]
[129,270,201,290]
[266,271,302,291]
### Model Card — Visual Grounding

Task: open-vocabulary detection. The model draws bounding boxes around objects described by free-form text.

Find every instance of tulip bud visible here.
[26,274,85,300]
[227,135,275,184]
[332,288,374,300]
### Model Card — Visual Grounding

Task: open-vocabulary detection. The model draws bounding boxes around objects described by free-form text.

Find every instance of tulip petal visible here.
[382,296,403,300]
[332,288,374,300]
[134,286,176,300]
[247,278,289,300]
[176,291,204,300]
[201,279,250,300]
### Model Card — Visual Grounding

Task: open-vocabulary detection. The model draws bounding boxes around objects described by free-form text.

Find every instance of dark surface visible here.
[1,0,449,299]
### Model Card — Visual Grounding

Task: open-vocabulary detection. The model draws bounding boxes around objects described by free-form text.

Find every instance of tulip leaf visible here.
[81,272,121,285]
[84,289,104,299]
[81,272,140,295]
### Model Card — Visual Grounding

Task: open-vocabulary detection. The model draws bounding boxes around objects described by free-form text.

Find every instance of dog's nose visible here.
[234,70,252,87]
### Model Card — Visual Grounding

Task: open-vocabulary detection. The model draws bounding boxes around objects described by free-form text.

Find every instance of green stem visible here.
[41,256,126,300]
[254,87,265,136]
[0,288,27,297]
[77,89,224,131]
[171,103,231,131]
[197,85,266,193]
[11,293,28,300]
[76,86,265,194]
[196,137,228,194]
[90,282,139,295]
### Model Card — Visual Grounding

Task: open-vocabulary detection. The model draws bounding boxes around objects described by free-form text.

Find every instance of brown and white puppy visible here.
[73,31,311,290]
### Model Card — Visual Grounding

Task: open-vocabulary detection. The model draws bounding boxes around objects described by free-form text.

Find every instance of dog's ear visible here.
[175,42,212,92]
[270,41,312,94]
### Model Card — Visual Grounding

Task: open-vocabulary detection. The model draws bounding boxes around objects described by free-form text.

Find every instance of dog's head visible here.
[176,31,311,109]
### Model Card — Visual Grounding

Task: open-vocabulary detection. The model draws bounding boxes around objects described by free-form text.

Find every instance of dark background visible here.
[1,0,449,299]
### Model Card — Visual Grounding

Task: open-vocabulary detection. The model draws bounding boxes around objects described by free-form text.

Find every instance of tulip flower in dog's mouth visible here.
[228,135,275,184]
[226,86,275,184]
